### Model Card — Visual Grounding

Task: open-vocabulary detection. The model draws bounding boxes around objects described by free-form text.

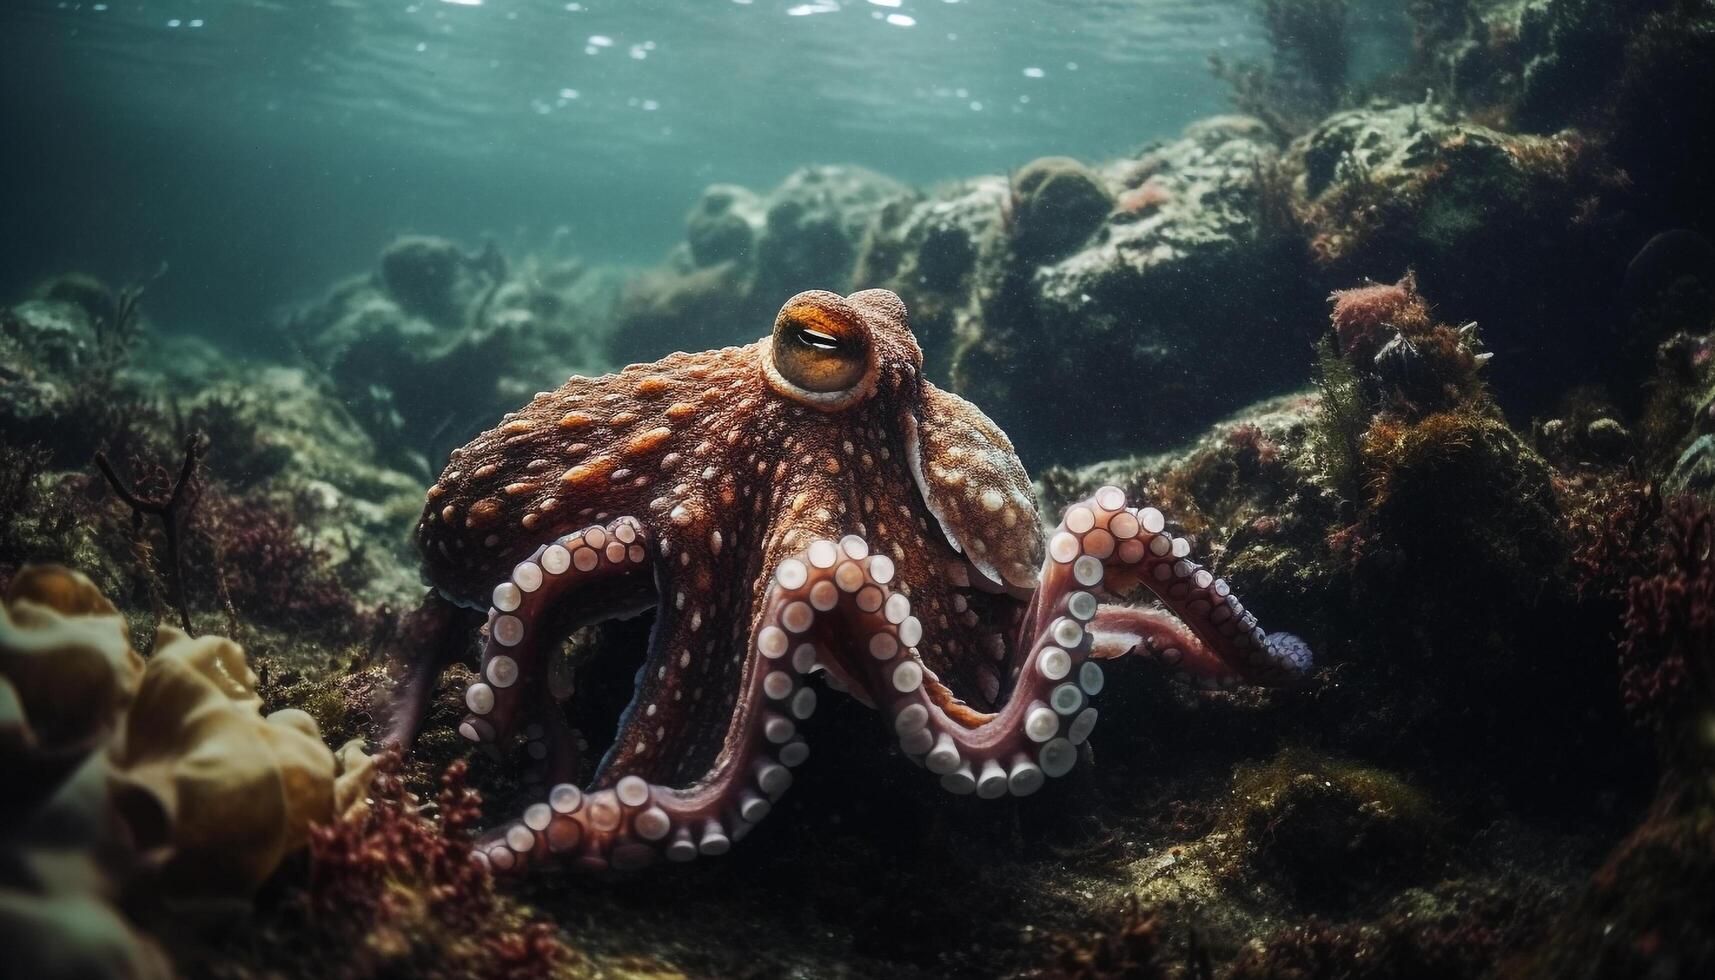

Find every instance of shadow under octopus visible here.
[387,287,1312,873]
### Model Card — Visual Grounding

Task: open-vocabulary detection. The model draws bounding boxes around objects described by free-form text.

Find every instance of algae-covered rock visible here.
[1294,102,1629,414]
[1223,749,1441,908]
[291,237,608,473]
[686,184,764,268]
[754,164,908,298]
[853,175,1009,376]
[610,165,909,364]
[377,235,500,329]
[953,118,1321,464]
[1005,155,1114,264]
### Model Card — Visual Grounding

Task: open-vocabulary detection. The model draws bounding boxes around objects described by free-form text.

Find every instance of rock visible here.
[1225,750,1439,908]
[1005,156,1114,264]
[1294,101,1630,415]
[610,165,909,364]
[853,176,1009,377]
[292,240,607,472]
[754,165,908,300]
[952,118,1321,464]
[686,185,764,268]
[377,235,501,329]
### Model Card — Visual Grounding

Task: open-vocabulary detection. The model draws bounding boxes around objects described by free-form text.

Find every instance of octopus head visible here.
[761,288,1042,592]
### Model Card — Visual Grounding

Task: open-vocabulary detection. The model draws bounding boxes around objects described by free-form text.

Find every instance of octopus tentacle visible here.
[382,591,484,750]
[473,579,817,874]
[459,517,651,747]
[765,531,1104,798]
[1040,486,1312,689]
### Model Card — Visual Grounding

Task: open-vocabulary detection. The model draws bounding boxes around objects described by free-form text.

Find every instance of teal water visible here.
[1,0,1402,331]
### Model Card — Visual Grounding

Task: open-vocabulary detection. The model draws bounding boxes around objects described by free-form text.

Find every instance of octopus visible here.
[392,287,1312,873]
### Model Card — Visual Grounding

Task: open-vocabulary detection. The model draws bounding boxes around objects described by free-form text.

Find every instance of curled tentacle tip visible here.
[1264,632,1314,676]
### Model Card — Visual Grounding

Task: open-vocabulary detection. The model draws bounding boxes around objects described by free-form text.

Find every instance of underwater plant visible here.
[94,431,206,634]
[251,754,578,980]
[1210,0,1351,138]
[1618,495,1715,757]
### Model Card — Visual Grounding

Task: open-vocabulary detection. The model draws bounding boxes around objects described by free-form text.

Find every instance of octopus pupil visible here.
[796,327,842,352]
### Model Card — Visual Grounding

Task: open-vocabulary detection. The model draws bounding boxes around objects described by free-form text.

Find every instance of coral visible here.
[0,564,143,821]
[111,623,368,894]
[95,432,206,633]
[1,565,371,977]
[1002,156,1116,264]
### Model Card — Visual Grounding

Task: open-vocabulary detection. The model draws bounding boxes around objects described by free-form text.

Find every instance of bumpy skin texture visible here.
[403,288,1311,873]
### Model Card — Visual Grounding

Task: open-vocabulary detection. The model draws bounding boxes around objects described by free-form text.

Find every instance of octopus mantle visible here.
[398,287,1311,873]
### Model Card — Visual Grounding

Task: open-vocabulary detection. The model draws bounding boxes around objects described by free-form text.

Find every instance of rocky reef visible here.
[3,0,1715,976]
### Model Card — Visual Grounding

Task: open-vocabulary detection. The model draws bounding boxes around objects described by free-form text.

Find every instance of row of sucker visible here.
[459,517,650,747]
[1045,485,1310,688]
[470,522,814,873]
[464,486,1305,874]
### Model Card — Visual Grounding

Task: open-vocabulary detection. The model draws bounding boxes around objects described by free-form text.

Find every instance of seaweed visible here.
[244,754,581,979]
[1211,0,1351,139]
[94,431,207,634]
[1301,333,1369,508]
[1046,897,1207,980]
[1618,495,1715,758]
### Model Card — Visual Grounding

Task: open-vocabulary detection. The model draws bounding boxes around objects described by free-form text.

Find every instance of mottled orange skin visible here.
[415,290,1041,787]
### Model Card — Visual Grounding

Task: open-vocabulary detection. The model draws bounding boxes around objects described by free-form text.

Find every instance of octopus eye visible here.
[771,301,871,395]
